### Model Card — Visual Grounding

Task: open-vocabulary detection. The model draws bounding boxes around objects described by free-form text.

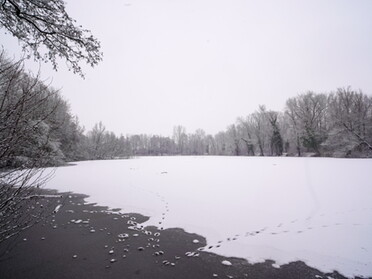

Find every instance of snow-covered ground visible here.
[45,156,372,278]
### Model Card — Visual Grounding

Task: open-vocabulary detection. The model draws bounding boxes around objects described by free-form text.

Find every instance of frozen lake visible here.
[45,156,372,278]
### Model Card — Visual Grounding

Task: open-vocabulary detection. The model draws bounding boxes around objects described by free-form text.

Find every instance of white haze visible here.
[1,0,372,135]
[45,156,372,278]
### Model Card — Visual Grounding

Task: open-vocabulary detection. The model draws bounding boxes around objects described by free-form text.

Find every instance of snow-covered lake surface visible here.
[45,156,372,278]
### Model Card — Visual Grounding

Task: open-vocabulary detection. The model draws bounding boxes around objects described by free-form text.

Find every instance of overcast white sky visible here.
[1,0,372,136]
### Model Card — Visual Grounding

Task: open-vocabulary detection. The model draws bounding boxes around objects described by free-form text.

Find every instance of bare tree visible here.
[0,0,102,77]
[285,98,302,156]
[0,53,62,243]
[172,125,187,155]
[225,124,241,156]
[86,121,106,159]
[285,93,328,155]
[188,129,206,155]
[326,87,372,156]
[237,117,255,156]
[214,131,228,155]
[205,134,216,155]
[266,111,284,156]
[250,106,270,156]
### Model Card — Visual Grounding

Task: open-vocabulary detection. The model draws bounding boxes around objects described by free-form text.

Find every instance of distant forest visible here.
[1,53,372,169]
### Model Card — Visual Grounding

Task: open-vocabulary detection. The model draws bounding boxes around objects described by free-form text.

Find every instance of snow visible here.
[53,204,62,213]
[45,156,372,278]
[222,260,232,266]
[272,263,281,268]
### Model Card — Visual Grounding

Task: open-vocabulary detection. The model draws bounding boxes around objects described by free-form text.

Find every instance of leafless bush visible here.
[0,51,62,243]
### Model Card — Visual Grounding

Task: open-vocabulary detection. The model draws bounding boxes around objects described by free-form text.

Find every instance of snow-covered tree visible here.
[226,124,241,156]
[250,106,271,156]
[285,92,328,155]
[266,111,284,156]
[0,0,102,77]
[325,87,372,157]
[188,129,206,155]
[0,53,64,243]
[237,117,255,156]
[172,125,187,155]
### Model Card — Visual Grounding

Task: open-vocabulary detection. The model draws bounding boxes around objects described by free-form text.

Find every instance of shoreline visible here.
[0,189,366,279]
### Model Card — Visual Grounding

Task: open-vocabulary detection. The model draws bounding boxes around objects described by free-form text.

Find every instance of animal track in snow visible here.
[193,208,372,253]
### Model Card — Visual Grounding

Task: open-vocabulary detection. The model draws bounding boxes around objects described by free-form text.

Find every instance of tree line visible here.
[72,91,372,160]
[2,53,372,171]
[118,89,372,158]
[0,0,105,244]
[3,58,372,171]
